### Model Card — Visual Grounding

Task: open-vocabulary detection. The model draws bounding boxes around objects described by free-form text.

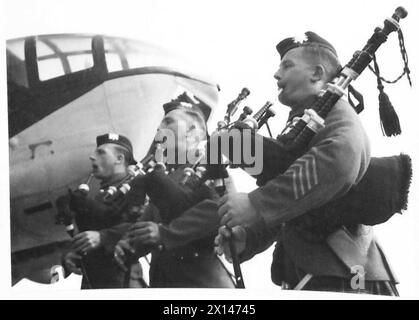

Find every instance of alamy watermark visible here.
[350,265,366,290]
[154,127,264,175]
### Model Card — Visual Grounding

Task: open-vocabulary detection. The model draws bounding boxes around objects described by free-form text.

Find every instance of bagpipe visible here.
[207,7,412,227]
[164,7,412,287]
[105,144,219,225]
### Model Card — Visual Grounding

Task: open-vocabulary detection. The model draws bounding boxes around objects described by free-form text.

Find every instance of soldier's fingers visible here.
[234,226,246,240]
[225,218,237,229]
[67,264,82,275]
[130,229,156,240]
[71,242,84,253]
[220,212,232,226]
[218,225,225,234]
[72,268,82,275]
[123,241,136,254]
[118,241,134,253]
[68,266,81,275]
[73,253,83,260]
[114,255,128,272]
[71,236,87,249]
[65,257,82,274]
[113,249,128,271]
[133,234,152,243]
[114,245,125,258]
[76,243,91,254]
[217,202,229,217]
[127,231,143,240]
[66,253,82,262]
[214,245,223,256]
[72,232,86,241]
[129,222,150,231]
[65,260,77,270]
[214,234,221,246]
[218,225,232,240]
[225,254,233,264]
[72,239,89,253]
[127,228,150,237]
[214,236,225,256]
[218,194,229,206]
[222,244,232,262]
[113,243,125,257]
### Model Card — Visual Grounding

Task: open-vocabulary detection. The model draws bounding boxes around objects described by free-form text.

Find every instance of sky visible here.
[1,0,419,299]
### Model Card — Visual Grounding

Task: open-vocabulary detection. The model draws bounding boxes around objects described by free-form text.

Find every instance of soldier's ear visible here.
[116,153,124,164]
[311,65,325,82]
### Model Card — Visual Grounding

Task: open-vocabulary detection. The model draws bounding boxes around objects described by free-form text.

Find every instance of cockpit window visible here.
[67,54,94,73]
[103,38,125,72]
[36,35,94,81]
[103,36,188,73]
[37,57,65,80]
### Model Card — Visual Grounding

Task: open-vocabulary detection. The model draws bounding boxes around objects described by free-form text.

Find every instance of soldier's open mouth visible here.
[278,86,284,96]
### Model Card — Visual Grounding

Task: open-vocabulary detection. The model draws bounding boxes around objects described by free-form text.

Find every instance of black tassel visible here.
[378,88,401,136]
[373,55,402,136]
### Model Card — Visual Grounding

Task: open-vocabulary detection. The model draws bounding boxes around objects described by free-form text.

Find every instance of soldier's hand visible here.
[71,231,101,254]
[127,221,161,246]
[114,239,135,272]
[214,226,247,263]
[218,192,259,228]
[62,251,82,275]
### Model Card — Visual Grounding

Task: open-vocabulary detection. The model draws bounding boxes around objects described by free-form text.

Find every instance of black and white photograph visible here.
[1,0,419,301]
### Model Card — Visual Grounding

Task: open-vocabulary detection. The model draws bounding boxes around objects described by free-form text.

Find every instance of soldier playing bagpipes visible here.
[113,95,235,288]
[215,8,412,295]
[57,133,145,289]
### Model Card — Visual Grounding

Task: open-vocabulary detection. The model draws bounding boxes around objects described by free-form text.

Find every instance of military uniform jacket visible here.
[245,99,396,283]
[73,173,137,288]
[140,167,234,288]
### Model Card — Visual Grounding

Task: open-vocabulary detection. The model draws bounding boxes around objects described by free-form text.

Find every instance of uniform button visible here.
[157,245,164,251]
[194,252,199,258]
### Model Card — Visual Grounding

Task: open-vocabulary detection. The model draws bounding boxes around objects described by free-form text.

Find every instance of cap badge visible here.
[108,133,119,141]
[293,34,308,45]
[179,102,193,108]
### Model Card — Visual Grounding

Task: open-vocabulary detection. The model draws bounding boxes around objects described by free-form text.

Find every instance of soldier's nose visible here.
[274,67,281,80]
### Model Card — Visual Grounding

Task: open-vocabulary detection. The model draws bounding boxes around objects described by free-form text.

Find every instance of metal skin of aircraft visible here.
[7,33,220,286]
